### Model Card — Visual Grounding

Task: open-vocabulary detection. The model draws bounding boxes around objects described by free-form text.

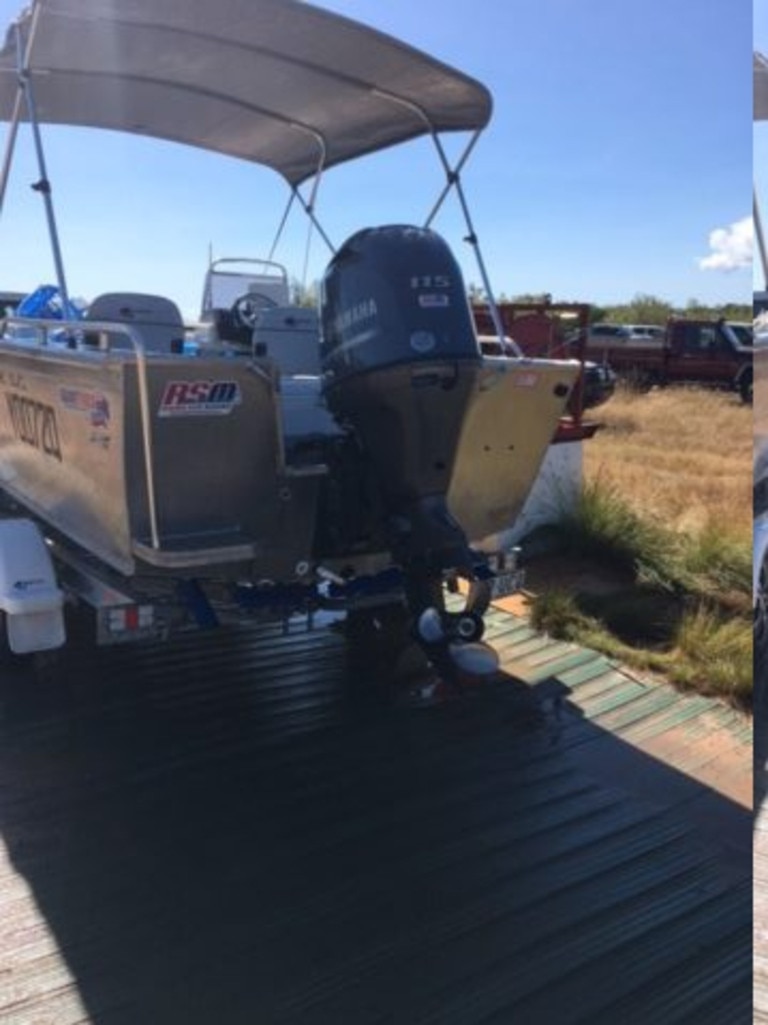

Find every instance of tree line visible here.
[467,285,752,324]
[293,279,752,323]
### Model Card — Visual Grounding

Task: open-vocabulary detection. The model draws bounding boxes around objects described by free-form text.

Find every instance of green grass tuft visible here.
[553,479,682,588]
[527,479,752,708]
[671,606,753,703]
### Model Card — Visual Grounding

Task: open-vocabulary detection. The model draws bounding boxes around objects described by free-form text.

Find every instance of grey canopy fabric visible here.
[756,52,768,122]
[0,0,492,185]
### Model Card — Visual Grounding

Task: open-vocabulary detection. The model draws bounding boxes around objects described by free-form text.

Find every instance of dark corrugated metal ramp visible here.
[0,606,751,1024]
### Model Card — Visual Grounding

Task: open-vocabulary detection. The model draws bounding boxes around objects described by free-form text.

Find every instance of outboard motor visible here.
[320,225,483,568]
[320,225,495,686]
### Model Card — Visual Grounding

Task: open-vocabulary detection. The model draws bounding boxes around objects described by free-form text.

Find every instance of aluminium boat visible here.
[0,0,579,675]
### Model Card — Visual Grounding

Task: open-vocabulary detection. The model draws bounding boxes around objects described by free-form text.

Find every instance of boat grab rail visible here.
[3,313,161,551]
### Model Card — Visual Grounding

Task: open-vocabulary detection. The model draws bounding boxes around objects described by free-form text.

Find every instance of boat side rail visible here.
[2,313,161,552]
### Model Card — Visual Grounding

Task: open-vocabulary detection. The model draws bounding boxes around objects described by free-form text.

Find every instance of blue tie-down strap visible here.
[17,284,82,320]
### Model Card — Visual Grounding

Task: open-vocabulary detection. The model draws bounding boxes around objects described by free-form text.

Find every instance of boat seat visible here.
[252,306,321,375]
[85,292,186,352]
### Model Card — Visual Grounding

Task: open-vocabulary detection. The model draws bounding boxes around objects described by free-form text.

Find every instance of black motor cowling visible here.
[319,225,483,574]
[320,224,480,380]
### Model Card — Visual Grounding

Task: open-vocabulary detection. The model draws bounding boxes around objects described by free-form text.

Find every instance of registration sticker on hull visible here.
[159,380,242,417]
[59,387,111,427]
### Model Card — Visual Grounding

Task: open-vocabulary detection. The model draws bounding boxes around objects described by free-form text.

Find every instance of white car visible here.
[588,323,665,349]
[625,324,665,342]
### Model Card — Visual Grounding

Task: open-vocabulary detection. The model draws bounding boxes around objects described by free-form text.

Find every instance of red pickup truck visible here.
[472,301,616,413]
[585,318,753,403]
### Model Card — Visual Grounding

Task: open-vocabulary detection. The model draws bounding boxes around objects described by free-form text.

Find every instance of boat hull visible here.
[0,333,579,589]
[449,357,580,547]
[0,341,320,580]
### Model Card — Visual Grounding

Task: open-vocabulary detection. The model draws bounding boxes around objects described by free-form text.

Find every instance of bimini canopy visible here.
[756,52,768,122]
[0,0,492,185]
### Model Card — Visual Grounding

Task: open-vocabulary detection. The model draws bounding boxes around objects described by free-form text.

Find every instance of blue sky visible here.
[0,0,752,317]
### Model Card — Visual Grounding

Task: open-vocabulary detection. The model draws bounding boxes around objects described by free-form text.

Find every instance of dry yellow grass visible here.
[583,385,752,542]
[524,384,753,705]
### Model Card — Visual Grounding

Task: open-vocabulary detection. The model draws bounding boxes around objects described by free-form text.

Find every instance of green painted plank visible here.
[587,688,682,732]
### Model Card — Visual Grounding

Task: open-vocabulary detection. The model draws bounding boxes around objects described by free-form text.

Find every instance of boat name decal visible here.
[59,387,111,428]
[5,392,62,461]
[159,380,242,417]
[333,298,377,337]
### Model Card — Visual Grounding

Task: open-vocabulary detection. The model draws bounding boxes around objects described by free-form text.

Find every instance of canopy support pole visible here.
[273,131,336,270]
[267,192,297,263]
[291,180,335,259]
[299,164,326,287]
[371,85,511,354]
[0,2,44,220]
[756,187,768,292]
[0,78,24,222]
[422,130,482,227]
[13,10,71,313]
[425,127,514,354]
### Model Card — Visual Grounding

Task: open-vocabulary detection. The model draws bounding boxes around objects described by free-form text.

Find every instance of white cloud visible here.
[697,216,752,271]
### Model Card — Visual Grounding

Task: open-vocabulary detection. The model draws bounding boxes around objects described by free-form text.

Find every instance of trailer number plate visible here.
[490,569,525,599]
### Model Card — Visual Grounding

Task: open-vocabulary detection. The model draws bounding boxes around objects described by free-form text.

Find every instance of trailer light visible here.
[108,605,154,632]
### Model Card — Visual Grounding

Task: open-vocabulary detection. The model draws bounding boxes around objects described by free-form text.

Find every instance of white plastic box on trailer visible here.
[0,518,65,653]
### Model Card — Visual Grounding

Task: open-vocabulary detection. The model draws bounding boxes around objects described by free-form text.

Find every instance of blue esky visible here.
[0,0,752,317]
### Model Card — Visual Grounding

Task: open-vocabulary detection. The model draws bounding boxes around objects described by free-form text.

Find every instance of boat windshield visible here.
[202,260,291,314]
